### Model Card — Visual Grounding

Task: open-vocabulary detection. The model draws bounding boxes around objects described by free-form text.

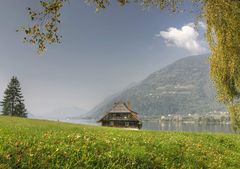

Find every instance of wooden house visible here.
[97,102,142,129]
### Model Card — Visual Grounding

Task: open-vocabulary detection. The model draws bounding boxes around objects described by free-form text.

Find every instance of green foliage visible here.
[228,105,240,133]
[1,77,27,118]
[204,0,240,131]
[17,0,65,54]
[0,116,240,168]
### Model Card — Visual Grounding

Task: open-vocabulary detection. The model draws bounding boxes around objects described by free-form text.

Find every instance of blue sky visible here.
[0,0,207,114]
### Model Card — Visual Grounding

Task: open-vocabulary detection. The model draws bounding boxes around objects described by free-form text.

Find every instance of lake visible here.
[142,120,233,133]
[64,119,233,133]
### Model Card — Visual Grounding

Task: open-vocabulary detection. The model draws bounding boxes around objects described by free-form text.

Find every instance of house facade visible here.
[98,102,142,129]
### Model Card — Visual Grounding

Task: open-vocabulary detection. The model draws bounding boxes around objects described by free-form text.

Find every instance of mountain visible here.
[41,107,88,120]
[86,54,225,119]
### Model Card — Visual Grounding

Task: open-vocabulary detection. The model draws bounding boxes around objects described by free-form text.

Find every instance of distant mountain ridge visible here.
[85,54,225,119]
[41,107,87,120]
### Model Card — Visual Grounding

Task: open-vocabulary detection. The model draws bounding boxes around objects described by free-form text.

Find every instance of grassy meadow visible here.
[0,116,240,169]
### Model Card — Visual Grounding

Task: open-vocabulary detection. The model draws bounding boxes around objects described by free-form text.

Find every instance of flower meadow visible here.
[0,116,240,169]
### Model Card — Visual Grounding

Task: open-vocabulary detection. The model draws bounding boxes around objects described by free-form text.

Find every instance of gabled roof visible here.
[97,102,139,122]
[109,102,132,113]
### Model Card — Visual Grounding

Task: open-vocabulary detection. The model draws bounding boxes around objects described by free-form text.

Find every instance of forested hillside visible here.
[86,55,225,119]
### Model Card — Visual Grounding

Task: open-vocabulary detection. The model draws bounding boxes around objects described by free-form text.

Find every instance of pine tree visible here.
[1,76,27,117]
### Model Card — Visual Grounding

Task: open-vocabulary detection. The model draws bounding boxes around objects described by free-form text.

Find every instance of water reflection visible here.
[142,120,233,133]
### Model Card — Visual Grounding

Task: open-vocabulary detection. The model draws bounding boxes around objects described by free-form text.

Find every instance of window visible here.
[125,122,129,126]
[110,121,114,126]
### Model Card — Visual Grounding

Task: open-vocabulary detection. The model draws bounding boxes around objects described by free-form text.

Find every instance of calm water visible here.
[64,119,233,133]
[142,121,233,133]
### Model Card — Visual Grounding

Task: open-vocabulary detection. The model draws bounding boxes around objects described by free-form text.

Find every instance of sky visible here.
[0,0,208,115]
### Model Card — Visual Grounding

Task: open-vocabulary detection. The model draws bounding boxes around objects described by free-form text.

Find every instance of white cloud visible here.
[156,22,207,55]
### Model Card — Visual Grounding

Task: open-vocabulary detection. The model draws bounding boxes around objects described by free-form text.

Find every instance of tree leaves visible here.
[18,0,65,54]
[204,0,240,132]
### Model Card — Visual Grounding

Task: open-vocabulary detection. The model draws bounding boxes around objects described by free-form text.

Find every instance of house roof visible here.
[109,102,133,113]
[97,102,139,122]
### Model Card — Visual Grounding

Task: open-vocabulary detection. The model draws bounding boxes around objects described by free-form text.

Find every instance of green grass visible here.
[0,117,240,169]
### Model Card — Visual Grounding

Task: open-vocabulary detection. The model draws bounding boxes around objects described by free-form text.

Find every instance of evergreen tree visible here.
[1,76,27,117]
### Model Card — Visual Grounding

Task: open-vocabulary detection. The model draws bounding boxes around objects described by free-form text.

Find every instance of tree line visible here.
[0,76,27,118]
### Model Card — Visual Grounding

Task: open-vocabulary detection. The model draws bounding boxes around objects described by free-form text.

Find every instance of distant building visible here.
[97,102,142,129]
